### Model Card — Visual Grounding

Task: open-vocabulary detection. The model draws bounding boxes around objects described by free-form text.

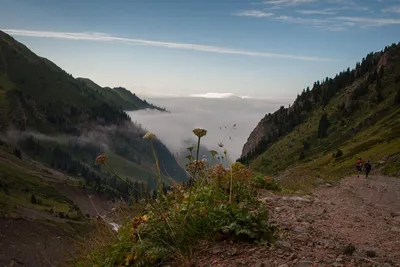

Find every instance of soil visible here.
[192,175,400,266]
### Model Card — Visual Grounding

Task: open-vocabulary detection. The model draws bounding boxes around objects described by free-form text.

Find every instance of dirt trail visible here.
[193,175,400,266]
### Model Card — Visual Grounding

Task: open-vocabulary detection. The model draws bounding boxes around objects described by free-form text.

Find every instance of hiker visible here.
[356,158,363,177]
[364,160,372,178]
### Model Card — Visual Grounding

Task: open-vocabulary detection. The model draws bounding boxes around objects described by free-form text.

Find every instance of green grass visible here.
[0,149,75,216]
[251,79,400,181]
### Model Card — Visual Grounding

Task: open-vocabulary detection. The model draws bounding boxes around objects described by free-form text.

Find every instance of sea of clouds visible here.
[128,94,291,160]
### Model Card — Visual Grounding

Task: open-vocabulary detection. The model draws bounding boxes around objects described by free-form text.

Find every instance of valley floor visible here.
[192,175,400,266]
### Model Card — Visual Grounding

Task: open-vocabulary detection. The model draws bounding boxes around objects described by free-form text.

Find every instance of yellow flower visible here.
[142,215,149,222]
[143,132,156,140]
[95,154,107,165]
[193,128,207,138]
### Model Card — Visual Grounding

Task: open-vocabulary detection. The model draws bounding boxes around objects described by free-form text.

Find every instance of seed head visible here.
[143,132,156,140]
[209,150,218,157]
[187,146,194,152]
[193,128,207,138]
[95,154,108,165]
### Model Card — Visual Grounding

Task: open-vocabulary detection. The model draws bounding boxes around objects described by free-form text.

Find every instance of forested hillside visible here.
[0,30,187,202]
[239,42,400,181]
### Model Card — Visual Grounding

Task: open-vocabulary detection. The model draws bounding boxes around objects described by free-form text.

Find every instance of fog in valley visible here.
[128,96,291,160]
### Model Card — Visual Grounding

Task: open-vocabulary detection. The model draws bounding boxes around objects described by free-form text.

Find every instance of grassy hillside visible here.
[239,43,400,188]
[76,78,167,112]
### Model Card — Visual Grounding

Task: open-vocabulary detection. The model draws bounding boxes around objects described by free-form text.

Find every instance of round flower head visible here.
[192,128,207,138]
[209,150,218,158]
[143,132,156,140]
[95,154,108,165]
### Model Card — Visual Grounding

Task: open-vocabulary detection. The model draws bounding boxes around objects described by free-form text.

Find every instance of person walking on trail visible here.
[364,160,372,179]
[356,158,363,177]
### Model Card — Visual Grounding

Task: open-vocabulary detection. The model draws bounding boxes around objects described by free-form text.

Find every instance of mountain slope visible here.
[76,78,167,112]
[0,30,187,201]
[0,29,189,265]
[239,43,400,183]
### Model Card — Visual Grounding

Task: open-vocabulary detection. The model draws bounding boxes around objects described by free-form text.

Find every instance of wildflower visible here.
[209,150,218,158]
[142,215,149,222]
[143,132,156,140]
[192,128,207,138]
[187,146,194,152]
[95,154,107,165]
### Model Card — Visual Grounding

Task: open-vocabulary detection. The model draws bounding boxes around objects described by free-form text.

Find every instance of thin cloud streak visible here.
[382,6,400,14]
[1,28,337,62]
[296,9,336,15]
[335,16,400,26]
[234,10,274,17]
[263,0,315,6]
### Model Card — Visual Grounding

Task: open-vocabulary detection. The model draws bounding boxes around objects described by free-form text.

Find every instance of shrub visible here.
[30,194,37,204]
[79,130,276,267]
[299,150,305,160]
[252,174,281,192]
[333,149,343,158]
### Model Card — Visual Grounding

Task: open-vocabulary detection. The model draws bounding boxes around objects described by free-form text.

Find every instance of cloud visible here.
[1,28,337,62]
[234,10,274,17]
[188,92,252,99]
[296,9,336,15]
[335,16,400,26]
[382,6,400,14]
[127,96,290,160]
[263,0,315,6]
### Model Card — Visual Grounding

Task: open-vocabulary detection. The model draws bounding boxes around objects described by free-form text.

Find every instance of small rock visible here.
[315,178,324,184]
[325,183,333,187]
[317,239,330,247]
[366,250,377,258]
[294,226,307,233]
[390,226,400,233]
[275,241,292,251]
[254,261,264,267]
[343,243,356,256]
[336,257,343,262]
[263,259,275,267]
[295,261,313,267]
[389,212,400,218]
[212,248,222,255]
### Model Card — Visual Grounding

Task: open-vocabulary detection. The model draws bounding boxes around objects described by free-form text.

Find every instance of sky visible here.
[128,96,287,159]
[0,0,399,99]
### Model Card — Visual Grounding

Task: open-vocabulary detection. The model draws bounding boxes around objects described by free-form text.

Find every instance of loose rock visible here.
[366,250,377,258]
[343,243,356,256]
[275,241,292,251]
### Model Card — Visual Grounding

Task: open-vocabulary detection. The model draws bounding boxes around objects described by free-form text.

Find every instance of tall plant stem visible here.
[185,136,201,219]
[149,140,163,197]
